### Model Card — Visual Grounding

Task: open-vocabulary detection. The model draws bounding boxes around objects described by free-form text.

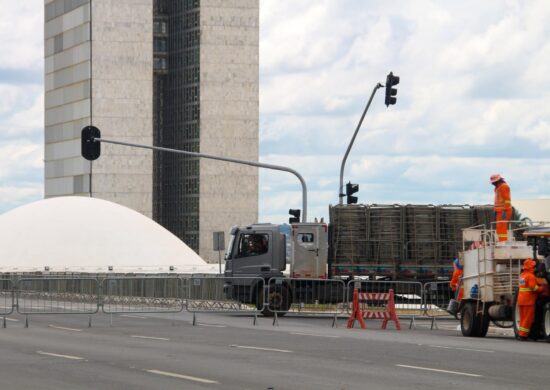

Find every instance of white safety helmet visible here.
[490,174,503,183]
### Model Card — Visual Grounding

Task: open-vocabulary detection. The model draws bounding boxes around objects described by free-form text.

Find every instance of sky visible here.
[1,0,550,224]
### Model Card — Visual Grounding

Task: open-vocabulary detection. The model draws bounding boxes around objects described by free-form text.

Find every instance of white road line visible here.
[146,369,219,384]
[120,314,148,319]
[290,332,340,338]
[230,345,292,353]
[130,335,170,341]
[49,325,83,332]
[396,364,482,377]
[36,351,85,360]
[5,318,19,322]
[428,345,494,353]
[197,323,226,328]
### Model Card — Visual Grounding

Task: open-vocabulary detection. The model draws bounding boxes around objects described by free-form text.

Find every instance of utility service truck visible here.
[458,224,550,340]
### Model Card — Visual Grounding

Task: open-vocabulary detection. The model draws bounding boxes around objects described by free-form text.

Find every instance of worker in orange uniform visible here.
[490,174,512,242]
[517,258,540,340]
[450,257,464,301]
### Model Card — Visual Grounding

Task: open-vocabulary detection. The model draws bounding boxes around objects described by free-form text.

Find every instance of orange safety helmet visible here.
[490,174,503,183]
[523,258,536,272]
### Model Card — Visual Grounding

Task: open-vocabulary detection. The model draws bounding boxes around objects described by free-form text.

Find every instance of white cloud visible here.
[0,1,44,70]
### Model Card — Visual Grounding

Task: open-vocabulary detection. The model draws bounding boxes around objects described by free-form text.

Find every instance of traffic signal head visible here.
[385,71,400,107]
[346,182,359,204]
[81,126,101,161]
[289,209,301,224]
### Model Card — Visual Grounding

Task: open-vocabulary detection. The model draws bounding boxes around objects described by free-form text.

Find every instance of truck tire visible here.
[478,304,491,338]
[543,303,550,342]
[260,284,290,317]
[513,290,521,339]
[461,302,481,337]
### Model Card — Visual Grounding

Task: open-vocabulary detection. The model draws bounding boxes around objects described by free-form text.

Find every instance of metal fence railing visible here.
[0,275,459,328]
[0,278,14,316]
[186,276,263,313]
[101,277,183,313]
[17,278,99,314]
[267,278,347,318]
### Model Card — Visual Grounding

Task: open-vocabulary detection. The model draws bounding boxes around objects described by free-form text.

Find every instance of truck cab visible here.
[223,222,329,315]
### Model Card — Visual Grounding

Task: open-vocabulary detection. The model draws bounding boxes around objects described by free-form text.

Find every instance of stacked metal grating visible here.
[329,204,495,280]
[367,205,404,279]
[403,205,438,280]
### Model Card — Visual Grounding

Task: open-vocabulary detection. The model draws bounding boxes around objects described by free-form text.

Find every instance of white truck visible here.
[458,224,550,340]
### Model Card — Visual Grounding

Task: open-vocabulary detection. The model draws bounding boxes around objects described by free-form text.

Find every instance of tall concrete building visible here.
[44,0,259,262]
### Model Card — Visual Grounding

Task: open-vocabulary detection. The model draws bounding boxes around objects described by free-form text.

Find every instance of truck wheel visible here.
[477,304,491,338]
[543,303,550,342]
[261,285,290,317]
[513,290,521,339]
[461,302,481,337]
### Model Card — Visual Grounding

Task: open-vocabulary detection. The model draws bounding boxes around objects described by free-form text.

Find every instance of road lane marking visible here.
[291,332,340,338]
[5,318,19,322]
[197,323,226,328]
[120,314,148,319]
[230,345,292,353]
[130,335,170,341]
[49,325,83,332]
[427,345,494,353]
[146,369,219,384]
[396,364,482,377]
[36,351,85,360]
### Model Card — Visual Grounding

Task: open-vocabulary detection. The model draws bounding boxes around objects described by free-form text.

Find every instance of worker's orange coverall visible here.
[518,262,539,338]
[494,182,512,241]
[450,268,464,301]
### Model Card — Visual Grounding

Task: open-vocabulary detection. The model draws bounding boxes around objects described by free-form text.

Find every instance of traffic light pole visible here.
[90,137,308,222]
[338,82,383,204]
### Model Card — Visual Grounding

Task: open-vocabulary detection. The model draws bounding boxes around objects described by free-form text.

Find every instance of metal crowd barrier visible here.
[186,276,263,313]
[0,278,14,316]
[101,277,183,313]
[17,278,99,314]
[266,278,347,321]
[0,275,460,329]
[423,280,455,318]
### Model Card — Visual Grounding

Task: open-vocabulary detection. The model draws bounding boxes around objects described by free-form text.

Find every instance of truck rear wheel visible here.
[478,305,491,338]
[543,303,550,342]
[461,302,481,337]
[513,290,521,339]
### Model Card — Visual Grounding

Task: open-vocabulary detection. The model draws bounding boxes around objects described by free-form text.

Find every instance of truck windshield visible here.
[225,233,236,260]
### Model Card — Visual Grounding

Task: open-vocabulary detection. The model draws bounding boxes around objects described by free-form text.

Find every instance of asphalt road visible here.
[0,311,547,389]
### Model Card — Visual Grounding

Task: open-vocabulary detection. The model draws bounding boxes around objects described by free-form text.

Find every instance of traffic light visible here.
[384,71,400,107]
[346,182,359,204]
[81,126,101,161]
[289,209,301,224]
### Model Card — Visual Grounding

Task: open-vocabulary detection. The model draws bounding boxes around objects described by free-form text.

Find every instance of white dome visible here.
[0,196,218,274]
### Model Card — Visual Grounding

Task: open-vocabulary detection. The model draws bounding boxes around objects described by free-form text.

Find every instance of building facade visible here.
[44,0,259,262]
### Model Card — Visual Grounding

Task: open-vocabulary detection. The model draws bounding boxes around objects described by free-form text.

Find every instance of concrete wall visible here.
[199,0,259,262]
[44,0,153,217]
[44,0,92,197]
[90,0,153,217]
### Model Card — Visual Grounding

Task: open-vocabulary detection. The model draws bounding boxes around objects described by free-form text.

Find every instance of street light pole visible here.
[338,83,383,204]
[92,137,309,222]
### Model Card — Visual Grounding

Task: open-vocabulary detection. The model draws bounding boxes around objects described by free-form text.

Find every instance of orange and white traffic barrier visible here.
[347,288,401,330]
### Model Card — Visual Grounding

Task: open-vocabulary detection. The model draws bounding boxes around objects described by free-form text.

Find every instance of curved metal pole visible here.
[339,83,383,204]
[94,138,308,222]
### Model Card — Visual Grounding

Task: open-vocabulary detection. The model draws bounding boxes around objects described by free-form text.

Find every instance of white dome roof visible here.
[0,196,217,274]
